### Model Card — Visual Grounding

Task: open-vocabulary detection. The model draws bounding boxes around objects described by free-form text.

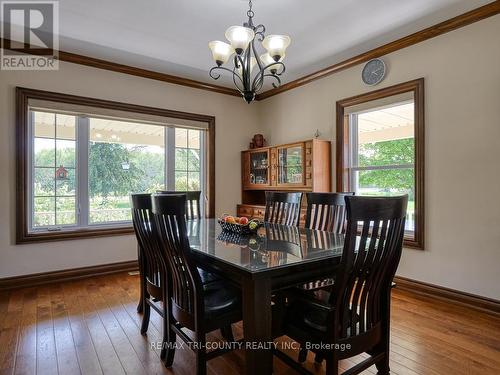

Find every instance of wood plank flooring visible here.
[0,272,499,375]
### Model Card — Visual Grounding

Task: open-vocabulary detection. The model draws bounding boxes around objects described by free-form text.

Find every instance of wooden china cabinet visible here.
[237,139,331,224]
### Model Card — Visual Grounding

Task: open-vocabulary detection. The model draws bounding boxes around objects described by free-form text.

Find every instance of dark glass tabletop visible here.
[187,219,344,273]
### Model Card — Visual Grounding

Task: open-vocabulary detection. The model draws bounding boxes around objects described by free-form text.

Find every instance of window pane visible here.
[175,171,188,191]
[356,102,414,167]
[56,168,76,195]
[56,139,76,168]
[188,149,200,171]
[88,118,165,223]
[353,168,415,232]
[34,111,55,138]
[34,138,55,167]
[175,128,188,148]
[89,196,131,223]
[188,172,200,191]
[188,129,200,149]
[175,148,188,170]
[56,114,76,140]
[34,167,55,196]
[56,197,76,225]
[33,197,55,227]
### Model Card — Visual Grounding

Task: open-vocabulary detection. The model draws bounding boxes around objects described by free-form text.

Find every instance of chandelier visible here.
[208,0,290,103]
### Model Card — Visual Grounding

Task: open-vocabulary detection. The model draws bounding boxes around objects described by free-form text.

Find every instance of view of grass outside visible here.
[33,112,77,227]
[353,102,415,231]
[32,111,202,228]
[174,128,201,191]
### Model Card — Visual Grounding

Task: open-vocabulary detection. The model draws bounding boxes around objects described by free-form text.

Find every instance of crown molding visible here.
[0,38,240,97]
[256,1,500,100]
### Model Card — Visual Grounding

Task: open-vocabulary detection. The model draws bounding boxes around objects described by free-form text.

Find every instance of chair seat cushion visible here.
[203,281,241,318]
[197,267,221,284]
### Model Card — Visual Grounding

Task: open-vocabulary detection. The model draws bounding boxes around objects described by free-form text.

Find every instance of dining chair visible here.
[156,191,217,283]
[299,192,354,292]
[264,191,303,226]
[157,190,202,219]
[274,195,408,375]
[131,193,222,358]
[130,193,170,361]
[152,194,242,374]
[305,192,354,233]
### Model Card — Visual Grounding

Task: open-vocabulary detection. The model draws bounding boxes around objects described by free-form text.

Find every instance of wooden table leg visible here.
[137,244,145,313]
[243,277,273,375]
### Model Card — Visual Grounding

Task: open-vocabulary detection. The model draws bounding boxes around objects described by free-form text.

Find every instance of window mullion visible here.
[166,127,175,190]
[77,116,90,227]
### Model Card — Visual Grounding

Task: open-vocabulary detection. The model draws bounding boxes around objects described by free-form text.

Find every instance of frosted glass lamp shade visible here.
[262,35,291,61]
[208,41,235,66]
[225,26,255,54]
[260,53,285,73]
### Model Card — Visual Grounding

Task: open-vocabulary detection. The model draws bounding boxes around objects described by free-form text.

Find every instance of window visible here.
[17,88,215,243]
[336,79,424,249]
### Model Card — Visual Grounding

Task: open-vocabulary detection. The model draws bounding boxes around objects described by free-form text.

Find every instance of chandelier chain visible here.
[247,0,254,19]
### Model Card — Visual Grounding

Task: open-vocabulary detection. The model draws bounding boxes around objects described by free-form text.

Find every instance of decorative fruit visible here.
[239,217,249,225]
[248,221,258,230]
[225,216,236,224]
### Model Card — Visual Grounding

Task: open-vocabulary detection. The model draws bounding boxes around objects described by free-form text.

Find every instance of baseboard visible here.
[394,276,500,316]
[0,260,139,291]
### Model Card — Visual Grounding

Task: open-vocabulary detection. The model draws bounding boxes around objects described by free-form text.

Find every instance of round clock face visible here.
[362,59,386,85]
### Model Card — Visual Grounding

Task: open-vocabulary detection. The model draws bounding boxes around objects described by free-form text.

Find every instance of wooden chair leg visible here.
[164,327,176,367]
[137,246,145,313]
[325,354,339,375]
[160,312,168,360]
[314,352,324,363]
[195,333,207,375]
[140,301,150,335]
[220,325,235,342]
[298,347,308,363]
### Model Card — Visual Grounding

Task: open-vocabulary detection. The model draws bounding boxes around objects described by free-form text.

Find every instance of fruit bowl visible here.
[218,215,262,235]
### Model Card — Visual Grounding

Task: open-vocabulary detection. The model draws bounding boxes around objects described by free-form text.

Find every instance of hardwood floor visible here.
[0,272,499,375]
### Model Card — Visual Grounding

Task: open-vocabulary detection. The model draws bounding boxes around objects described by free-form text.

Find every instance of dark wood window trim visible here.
[16,87,216,244]
[336,78,425,249]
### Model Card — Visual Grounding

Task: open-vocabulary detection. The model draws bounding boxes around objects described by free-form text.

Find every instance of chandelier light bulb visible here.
[225,26,255,55]
[208,41,235,66]
[260,53,285,74]
[262,35,291,61]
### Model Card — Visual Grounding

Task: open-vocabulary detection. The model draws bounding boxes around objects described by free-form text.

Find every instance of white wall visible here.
[1,15,499,300]
[257,15,500,300]
[0,62,261,278]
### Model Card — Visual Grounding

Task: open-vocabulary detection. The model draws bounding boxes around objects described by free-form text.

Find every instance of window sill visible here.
[16,225,134,244]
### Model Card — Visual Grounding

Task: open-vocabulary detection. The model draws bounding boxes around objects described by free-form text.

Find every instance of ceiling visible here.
[7,0,494,89]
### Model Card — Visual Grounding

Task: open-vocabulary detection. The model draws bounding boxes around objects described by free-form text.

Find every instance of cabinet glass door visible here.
[249,150,269,185]
[277,145,304,185]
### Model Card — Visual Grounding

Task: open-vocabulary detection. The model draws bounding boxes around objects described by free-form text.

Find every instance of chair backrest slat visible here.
[264,191,303,227]
[305,192,354,233]
[331,195,407,339]
[156,190,202,219]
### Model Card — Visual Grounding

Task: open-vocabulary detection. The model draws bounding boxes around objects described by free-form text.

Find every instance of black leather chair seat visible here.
[203,281,241,318]
[286,297,360,338]
[197,267,221,284]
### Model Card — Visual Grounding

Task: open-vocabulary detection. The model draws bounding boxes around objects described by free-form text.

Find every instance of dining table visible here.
[186,218,345,375]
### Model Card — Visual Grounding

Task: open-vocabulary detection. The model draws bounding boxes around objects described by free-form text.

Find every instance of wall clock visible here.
[362,58,386,86]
